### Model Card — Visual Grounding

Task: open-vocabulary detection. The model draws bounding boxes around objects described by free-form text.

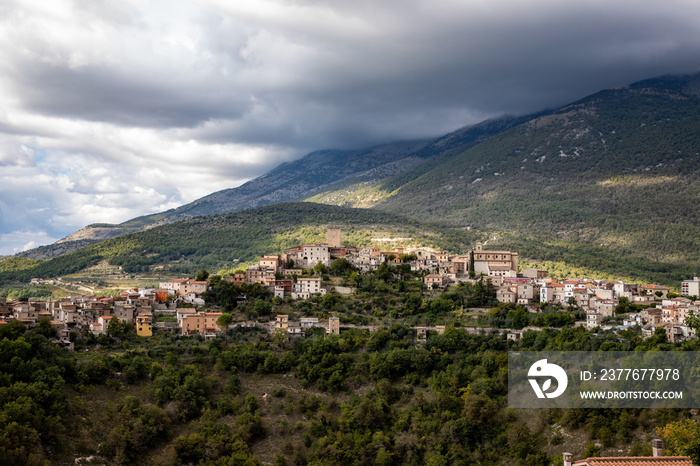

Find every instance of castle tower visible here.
[327,317,340,335]
[327,228,341,248]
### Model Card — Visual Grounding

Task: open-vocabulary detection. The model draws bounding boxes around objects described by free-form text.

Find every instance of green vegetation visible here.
[0,284,66,299]
[2,282,699,464]
[0,256,41,272]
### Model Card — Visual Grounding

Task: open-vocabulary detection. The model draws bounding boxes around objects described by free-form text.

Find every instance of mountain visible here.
[310,73,700,279]
[19,115,532,260]
[12,72,700,285]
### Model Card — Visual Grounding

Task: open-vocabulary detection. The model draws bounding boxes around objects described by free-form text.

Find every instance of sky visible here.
[1,0,700,255]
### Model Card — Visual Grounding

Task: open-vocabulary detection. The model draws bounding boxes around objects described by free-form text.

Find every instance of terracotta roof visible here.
[644,284,670,290]
[574,457,692,466]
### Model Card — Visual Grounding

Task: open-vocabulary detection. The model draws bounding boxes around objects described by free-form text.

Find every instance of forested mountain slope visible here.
[311,73,700,277]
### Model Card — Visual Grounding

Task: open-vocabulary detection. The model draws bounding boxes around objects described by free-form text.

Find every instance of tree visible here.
[658,419,700,464]
[469,251,475,279]
[330,258,353,276]
[196,269,210,282]
[0,319,26,340]
[314,262,327,275]
[108,318,135,340]
[34,317,57,339]
[685,310,700,334]
[254,300,272,316]
[217,314,234,331]
[615,296,630,314]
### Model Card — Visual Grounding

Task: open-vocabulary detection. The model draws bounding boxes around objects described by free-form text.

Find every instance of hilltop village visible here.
[2,228,699,346]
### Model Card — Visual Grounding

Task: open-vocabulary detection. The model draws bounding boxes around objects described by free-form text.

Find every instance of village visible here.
[2,228,699,347]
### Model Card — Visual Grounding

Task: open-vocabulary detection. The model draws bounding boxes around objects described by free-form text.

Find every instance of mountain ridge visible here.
[12,72,700,283]
[19,114,533,259]
[310,73,700,270]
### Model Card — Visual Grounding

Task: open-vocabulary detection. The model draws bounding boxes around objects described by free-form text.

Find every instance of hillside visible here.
[6,286,696,465]
[0,203,481,283]
[309,73,700,281]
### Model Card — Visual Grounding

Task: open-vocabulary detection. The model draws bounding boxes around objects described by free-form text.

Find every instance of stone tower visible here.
[327,228,341,248]
[327,317,340,335]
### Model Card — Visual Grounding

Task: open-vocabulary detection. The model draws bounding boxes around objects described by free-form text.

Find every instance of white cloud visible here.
[0,231,60,255]
[1,0,700,254]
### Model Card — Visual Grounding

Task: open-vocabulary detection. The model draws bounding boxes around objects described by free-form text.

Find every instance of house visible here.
[642,284,670,298]
[507,331,522,341]
[664,324,695,343]
[275,314,289,331]
[274,314,306,338]
[594,287,615,300]
[136,315,153,337]
[260,256,282,272]
[300,317,320,329]
[662,306,680,323]
[470,242,519,278]
[541,283,566,304]
[181,312,222,336]
[301,243,330,269]
[641,308,662,325]
[516,283,537,305]
[681,277,700,297]
[154,289,168,303]
[98,315,117,334]
[246,266,276,285]
[292,278,326,299]
[224,274,246,286]
[114,304,136,323]
[564,439,690,465]
[424,274,444,289]
[586,312,602,329]
[522,268,549,279]
[176,308,197,328]
[159,278,209,296]
[272,280,293,294]
[593,298,618,317]
[632,294,657,304]
[160,278,188,292]
[496,286,517,304]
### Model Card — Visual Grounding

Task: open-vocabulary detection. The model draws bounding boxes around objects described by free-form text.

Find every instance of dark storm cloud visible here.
[7,0,700,145]
[2,0,700,253]
[7,60,252,129]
